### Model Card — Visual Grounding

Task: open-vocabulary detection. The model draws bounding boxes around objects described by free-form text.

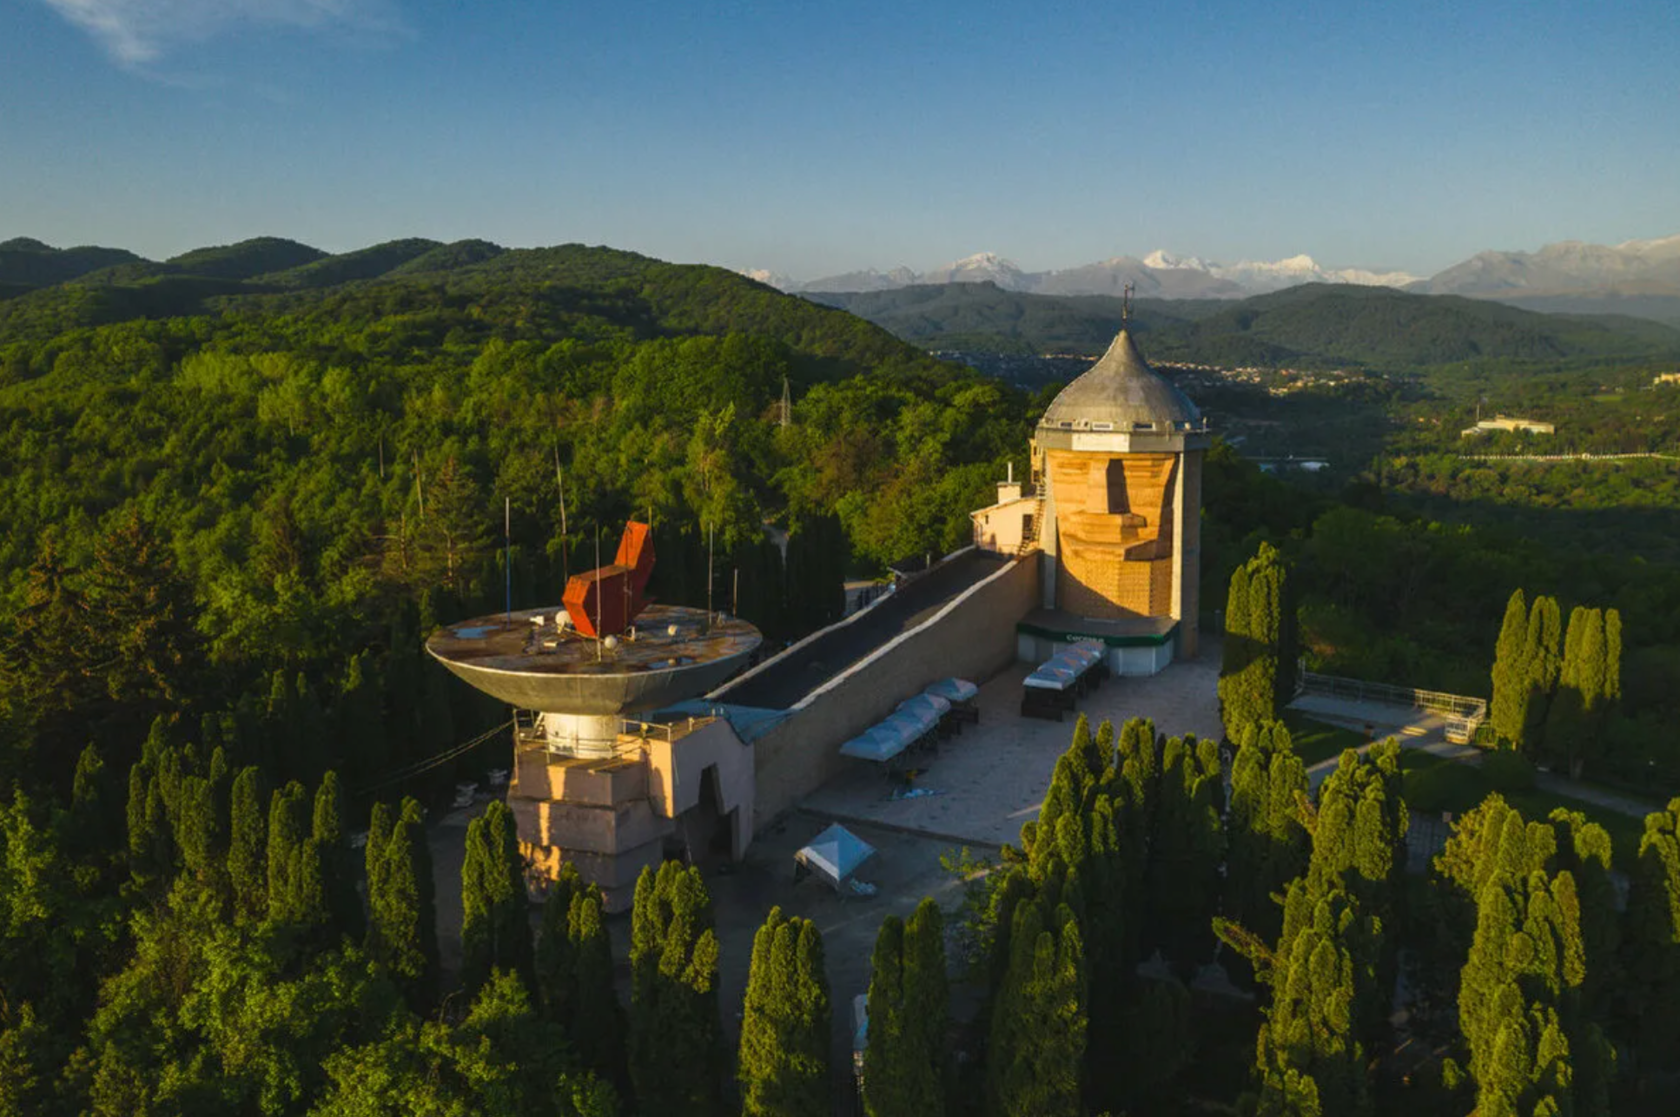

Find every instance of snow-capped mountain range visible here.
[744,250,1421,299]
[745,234,1680,314]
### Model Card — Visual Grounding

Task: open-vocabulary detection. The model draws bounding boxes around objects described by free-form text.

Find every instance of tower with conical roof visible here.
[1027,324,1210,664]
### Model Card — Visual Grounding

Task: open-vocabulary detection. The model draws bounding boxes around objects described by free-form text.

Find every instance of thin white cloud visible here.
[40,1,401,65]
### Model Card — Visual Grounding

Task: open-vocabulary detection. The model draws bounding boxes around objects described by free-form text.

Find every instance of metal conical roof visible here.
[1038,329,1199,430]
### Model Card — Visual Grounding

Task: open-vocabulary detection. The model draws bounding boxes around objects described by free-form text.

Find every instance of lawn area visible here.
[1282,711,1369,766]
[1401,751,1649,866]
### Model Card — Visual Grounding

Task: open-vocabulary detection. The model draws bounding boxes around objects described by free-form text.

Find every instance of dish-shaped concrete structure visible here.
[427,604,761,715]
[428,602,763,910]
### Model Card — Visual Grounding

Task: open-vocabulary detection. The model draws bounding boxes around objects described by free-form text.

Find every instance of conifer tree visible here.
[1622,798,1680,1068]
[174,773,223,895]
[1522,594,1563,752]
[1226,720,1309,950]
[265,780,309,923]
[1490,588,1529,745]
[535,863,585,1027]
[311,771,362,940]
[1253,886,1373,1117]
[461,799,533,995]
[227,766,267,921]
[985,897,1086,1117]
[628,862,724,1116]
[293,672,328,788]
[370,797,439,1008]
[738,907,831,1117]
[531,862,626,1086]
[1441,799,1613,1116]
[337,652,387,787]
[1220,543,1293,738]
[903,898,949,1085]
[567,884,627,1089]
[863,901,948,1117]
[1146,734,1225,971]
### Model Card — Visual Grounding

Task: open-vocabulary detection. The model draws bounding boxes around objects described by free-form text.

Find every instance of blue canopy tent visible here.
[924,677,978,704]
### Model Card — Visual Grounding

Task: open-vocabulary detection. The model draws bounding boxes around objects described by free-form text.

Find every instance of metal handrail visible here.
[1298,671,1487,717]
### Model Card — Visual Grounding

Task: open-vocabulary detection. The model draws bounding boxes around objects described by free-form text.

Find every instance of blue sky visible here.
[3,0,1677,278]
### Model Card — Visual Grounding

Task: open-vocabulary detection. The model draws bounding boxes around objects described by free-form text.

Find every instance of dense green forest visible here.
[5,235,1680,1113]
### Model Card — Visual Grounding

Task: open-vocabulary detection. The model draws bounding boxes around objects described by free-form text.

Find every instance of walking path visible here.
[1286,693,1477,789]
[1287,693,1662,820]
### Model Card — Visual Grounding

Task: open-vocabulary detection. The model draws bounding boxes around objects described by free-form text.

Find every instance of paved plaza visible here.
[801,643,1225,849]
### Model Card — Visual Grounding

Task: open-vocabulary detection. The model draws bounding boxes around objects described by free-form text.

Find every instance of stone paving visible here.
[800,644,1224,849]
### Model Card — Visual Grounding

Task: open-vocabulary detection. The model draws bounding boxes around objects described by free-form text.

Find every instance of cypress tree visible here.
[738,907,831,1117]
[1220,544,1293,738]
[629,862,725,1116]
[174,773,223,893]
[1444,800,1612,1117]
[1226,720,1309,956]
[1490,589,1529,745]
[1603,608,1621,704]
[227,766,267,921]
[123,761,151,873]
[1522,594,1563,753]
[1220,562,1257,737]
[461,799,533,995]
[1146,734,1225,971]
[1623,798,1680,1068]
[568,884,627,1089]
[535,863,586,1027]
[378,797,440,1008]
[864,914,913,1117]
[311,770,362,940]
[1253,885,1373,1117]
[294,672,328,785]
[864,901,947,1117]
[265,780,309,923]
[338,652,387,787]
[291,835,331,932]
[985,898,1086,1117]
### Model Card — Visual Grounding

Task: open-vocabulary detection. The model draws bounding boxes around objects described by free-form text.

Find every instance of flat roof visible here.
[713,550,1009,710]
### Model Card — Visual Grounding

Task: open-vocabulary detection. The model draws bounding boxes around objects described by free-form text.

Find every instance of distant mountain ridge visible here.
[808,280,1680,372]
[748,249,1421,300]
[749,232,1680,324]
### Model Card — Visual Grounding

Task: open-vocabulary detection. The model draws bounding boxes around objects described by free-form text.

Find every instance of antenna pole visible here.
[707,524,715,621]
[733,566,739,616]
[594,525,602,661]
[504,496,512,620]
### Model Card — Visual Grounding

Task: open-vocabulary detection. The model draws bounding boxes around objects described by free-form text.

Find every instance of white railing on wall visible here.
[1297,670,1488,745]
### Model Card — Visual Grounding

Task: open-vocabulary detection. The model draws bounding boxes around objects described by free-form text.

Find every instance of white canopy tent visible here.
[795,823,877,890]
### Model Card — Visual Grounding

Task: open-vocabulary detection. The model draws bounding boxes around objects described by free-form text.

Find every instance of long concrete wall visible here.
[752,552,1040,824]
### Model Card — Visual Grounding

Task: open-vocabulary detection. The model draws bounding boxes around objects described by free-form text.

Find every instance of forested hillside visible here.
[0,239,1032,800]
[810,280,1680,371]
